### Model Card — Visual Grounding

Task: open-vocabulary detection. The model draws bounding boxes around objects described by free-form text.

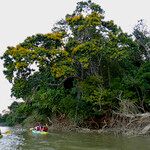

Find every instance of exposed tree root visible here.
[106,100,150,135]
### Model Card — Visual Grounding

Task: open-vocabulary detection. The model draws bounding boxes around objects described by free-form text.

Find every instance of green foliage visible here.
[1,0,150,127]
[1,102,30,126]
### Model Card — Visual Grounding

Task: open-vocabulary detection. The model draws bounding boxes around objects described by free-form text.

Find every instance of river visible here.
[1,126,150,150]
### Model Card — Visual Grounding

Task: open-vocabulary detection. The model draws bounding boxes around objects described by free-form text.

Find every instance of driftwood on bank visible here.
[98,96,150,135]
[113,112,150,118]
[109,111,150,135]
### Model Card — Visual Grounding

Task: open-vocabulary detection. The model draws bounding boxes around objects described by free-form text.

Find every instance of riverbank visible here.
[47,113,150,136]
[2,100,150,136]
[0,114,149,137]
[21,112,150,136]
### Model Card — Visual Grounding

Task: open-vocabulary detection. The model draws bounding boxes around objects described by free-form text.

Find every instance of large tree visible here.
[1,0,149,126]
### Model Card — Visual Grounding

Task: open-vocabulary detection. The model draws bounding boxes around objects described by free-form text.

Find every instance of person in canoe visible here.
[34,123,48,132]
[34,122,42,131]
[41,124,48,132]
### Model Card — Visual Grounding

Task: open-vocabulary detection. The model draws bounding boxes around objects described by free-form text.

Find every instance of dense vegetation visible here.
[0,0,150,127]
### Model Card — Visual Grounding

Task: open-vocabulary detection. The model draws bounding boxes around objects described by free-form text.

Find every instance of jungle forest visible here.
[0,0,150,131]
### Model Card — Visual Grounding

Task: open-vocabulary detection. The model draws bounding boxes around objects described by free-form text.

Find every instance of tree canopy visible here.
[1,0,150,127]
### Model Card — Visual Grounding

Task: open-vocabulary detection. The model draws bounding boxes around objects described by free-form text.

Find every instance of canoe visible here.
[31,130,48,135]
[0,135,3,138]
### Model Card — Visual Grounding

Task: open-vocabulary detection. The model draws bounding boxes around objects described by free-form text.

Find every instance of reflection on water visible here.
[1,126,150,150]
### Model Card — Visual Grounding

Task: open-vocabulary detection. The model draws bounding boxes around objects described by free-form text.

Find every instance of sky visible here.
[0,0,150,113]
